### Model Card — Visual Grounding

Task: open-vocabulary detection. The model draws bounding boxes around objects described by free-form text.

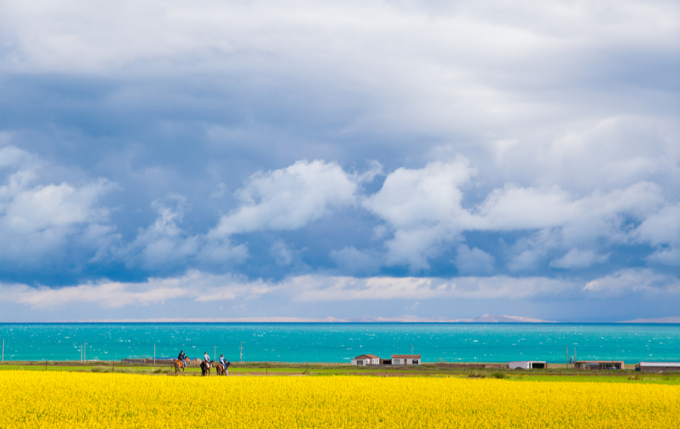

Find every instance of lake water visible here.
[0,323,678,363]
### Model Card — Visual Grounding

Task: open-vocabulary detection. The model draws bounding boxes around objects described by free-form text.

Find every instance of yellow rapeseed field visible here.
[1,371,678,428]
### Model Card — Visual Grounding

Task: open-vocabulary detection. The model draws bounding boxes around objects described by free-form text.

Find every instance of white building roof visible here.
[639,362,680,367]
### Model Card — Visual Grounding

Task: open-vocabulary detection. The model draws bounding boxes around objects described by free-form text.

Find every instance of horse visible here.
[174,358,188,374]
[200,360,212,376]
[214,362,225,376]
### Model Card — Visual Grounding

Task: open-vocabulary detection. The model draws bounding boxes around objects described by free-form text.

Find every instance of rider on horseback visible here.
[219,354,227,375]
[203,351,211,368]
[178,350,188,367]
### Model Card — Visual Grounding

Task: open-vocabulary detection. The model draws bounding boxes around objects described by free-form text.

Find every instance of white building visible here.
[392,354,421,365]
[509,361,546,369]
[639,362,680,372]
[351,354,381,366]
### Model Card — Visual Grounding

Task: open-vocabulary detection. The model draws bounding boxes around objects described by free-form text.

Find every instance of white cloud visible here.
[1,269,676,314]
[454,245,495,275]
[119,195,200,268]
[633,203,680,247]
[330,246,382,275]
[0,270,274,309]
[504,229,562,272]
[362,155,672,271]
[0,145,34,168]
[583,269,680,296]
[0,147,119,263]
[550,248,609,269]
[120,194,248,268]
[646,247,680,266]
[362,158,475,270]
[289,275,572,301]
[211,160,358,236]
[473,181,665,236]
[196,237,250,266]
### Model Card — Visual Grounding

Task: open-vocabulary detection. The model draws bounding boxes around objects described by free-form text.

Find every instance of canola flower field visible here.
[1,371,678,428]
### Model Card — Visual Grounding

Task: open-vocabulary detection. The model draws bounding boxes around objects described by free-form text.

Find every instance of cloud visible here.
[330,246,382,275]
[362,158,475,270]
[0,0,677,320]
[455,245,495,275]
[550,248,609,269]
[0,270,274,309]
[0,146,119,264]
[0,268,676,322]
[211,160,358,236]
[634,203,680,265]
[289,275,573,301]
[583,269,680,296]
[0,145,34,168]
[646,247,680,266]
[363,157,672,272]
[473,181,664,236]
[119,195,199,268]
[119,194,248,268]
[270,239,294,266]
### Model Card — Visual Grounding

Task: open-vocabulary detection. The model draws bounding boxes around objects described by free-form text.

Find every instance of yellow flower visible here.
[0,371,678,428]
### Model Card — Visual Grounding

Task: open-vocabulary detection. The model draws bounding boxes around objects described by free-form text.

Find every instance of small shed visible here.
[638,362,680,372]
[509,361,546,369]
[392,354,421,365]
[351,354,381,366]
[575,360,624,370]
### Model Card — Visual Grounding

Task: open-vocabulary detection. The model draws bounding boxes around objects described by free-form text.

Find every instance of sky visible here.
[0,0,678,322]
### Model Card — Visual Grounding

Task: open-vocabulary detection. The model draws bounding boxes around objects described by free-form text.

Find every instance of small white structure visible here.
[509,361,546,369]
[392,354,421,365]
[351,354,381,366]
[639,362,680,372]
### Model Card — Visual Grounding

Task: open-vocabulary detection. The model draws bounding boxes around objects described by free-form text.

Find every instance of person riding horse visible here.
[178,350,188,368]
[201,351,212,375]
[218,354,229,376]
[218,354,226,371]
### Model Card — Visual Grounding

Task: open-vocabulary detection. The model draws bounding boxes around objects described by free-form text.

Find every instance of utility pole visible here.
[85,342,87,362]
[240,342,243,363]
[565,345,568,368]
[154,343,156,366]
[1,339,4,364]
[411,344,413,355]
[214,346,216,362]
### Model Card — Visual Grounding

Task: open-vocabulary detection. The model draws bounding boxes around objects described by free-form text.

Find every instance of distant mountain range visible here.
[78,314,556,323]
[345,314,556,323]
[617,316,680,323]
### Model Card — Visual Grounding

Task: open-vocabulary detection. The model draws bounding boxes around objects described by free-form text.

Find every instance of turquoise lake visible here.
[0,323,678,363]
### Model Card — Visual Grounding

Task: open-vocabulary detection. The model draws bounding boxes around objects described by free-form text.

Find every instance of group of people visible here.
[177,350,230,374]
